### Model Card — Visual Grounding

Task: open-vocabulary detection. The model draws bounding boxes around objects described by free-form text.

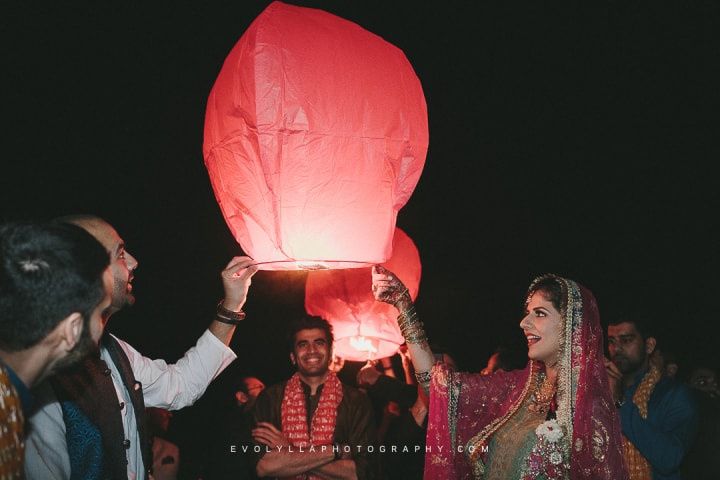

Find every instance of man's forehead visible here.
[608,322,638,336]
[294,328,328,342]
[78,220,123,251]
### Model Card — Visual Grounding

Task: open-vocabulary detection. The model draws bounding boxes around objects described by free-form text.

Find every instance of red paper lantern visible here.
[305,228,421,361]
[203,1,428,270]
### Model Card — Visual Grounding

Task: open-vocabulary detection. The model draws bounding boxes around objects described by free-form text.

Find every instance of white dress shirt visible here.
[25,329,236,479]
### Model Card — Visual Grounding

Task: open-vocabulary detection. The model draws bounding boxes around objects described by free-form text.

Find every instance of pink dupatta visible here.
[425,275,628,479]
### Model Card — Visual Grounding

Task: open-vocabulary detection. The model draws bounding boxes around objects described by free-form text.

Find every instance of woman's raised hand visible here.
[372,265,411,309]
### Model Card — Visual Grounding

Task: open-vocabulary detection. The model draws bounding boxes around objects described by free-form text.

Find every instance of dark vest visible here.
[52,334,152,480]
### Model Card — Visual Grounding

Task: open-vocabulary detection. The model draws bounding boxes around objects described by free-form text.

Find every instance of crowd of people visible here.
[1,217,717,479]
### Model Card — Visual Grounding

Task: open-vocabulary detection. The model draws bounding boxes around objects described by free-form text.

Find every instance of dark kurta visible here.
[253,379,378,479]
[620,370,698,480]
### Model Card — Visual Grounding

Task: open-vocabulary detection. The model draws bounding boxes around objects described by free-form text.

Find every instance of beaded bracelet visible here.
[414,370,432,386]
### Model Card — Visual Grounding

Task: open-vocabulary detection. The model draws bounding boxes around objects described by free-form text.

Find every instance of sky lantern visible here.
[305,228,421,361]
[203,1,428,270]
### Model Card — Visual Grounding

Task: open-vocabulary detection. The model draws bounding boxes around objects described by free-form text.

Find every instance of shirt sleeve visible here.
[620,383,699,475]
[113,330,236,410]
[24,382,71,480]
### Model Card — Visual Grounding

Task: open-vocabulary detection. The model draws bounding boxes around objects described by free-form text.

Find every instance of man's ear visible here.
[58,312,83,351]
[645,337,657,356]
[290,352,296,365]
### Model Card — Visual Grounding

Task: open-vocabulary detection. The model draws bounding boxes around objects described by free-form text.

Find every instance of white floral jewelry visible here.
[521,419,569,479]
[535,419,564,444]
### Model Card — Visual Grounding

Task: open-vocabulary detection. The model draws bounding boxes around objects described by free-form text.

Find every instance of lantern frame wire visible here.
[245,259,379,271]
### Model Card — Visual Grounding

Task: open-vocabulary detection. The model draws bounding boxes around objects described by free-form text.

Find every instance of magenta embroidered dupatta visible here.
[424,275,628,479]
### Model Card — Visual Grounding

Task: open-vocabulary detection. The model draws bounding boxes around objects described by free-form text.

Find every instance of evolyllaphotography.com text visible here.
[228,444,489,455]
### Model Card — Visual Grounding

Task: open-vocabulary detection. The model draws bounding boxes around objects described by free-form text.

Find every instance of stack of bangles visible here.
[215,301,246,325]
[397,305,432,389]
[414,370,432,389]
[397,305,427,345]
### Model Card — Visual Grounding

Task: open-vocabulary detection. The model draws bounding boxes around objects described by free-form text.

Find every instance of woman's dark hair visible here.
[527,276,566,313]
[0,221,109,351]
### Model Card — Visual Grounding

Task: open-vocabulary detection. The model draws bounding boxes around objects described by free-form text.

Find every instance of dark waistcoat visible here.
[53,334,152,480]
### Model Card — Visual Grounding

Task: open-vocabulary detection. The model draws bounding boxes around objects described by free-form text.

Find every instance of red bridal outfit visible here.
[424,275,629,479]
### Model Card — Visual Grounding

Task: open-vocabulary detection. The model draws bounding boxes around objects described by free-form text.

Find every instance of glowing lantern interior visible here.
[348,336,379,354]
[203,1,428,270]
[305,228,421,361]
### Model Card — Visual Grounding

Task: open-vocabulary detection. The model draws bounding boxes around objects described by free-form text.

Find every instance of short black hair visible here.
[607,314,655,340]
[0,221,109,351]
[287,316,334,353]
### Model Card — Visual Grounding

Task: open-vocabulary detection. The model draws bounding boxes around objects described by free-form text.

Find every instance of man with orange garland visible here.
[606,317,698,480]
[252,316,377,479]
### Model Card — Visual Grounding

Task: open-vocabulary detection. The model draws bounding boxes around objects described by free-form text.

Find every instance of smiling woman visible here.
[371,270,629,479]
[520,279,565,370]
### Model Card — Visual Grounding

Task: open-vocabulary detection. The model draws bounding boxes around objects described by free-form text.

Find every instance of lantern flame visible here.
[348,335,379,353]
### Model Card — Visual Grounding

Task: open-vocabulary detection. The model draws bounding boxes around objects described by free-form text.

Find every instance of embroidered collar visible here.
[0,360,33,413]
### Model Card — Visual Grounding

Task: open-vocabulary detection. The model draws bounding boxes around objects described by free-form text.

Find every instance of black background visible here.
[3,0,719,469]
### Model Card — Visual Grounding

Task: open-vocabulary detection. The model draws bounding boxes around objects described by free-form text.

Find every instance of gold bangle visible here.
[400,321,428,344]
[414,370,432,386]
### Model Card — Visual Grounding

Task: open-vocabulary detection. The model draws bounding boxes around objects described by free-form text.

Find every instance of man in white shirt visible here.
[25,215,258,480]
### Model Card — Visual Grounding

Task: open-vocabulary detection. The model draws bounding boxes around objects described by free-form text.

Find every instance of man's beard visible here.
[299,366,329,377]
[50,322,99,375]
[612,353,646,375]
[297,358,330,378]
[111,276,135,312]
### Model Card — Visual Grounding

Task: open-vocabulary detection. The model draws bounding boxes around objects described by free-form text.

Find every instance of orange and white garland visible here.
[281,372,343,448]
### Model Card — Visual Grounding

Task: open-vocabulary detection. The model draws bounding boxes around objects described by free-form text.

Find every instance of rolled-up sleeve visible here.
[115,330,236,410]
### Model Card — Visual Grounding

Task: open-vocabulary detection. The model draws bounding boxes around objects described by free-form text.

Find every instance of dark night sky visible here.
[2,0,719,434]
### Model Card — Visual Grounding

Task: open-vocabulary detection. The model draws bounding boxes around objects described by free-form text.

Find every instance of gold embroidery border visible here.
[465,274,584,475]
